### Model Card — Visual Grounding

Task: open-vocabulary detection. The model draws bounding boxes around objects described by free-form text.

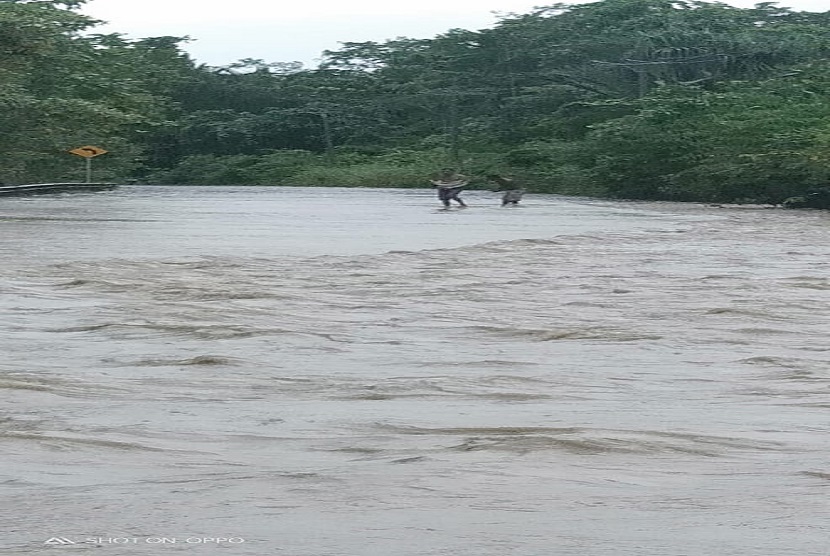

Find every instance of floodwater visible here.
[1,186,827,555]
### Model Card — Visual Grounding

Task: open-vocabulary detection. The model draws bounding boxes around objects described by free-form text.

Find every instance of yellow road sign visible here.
[69,145,108,158]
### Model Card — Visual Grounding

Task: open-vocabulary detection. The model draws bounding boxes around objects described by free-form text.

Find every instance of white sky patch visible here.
[79,0,829,67]
[81,0,544,22]
[81,0,827,23]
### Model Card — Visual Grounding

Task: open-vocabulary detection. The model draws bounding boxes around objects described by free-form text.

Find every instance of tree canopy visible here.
[2,0,829,205]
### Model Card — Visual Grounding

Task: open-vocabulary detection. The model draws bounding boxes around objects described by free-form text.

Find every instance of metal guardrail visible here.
[0,183,118,196]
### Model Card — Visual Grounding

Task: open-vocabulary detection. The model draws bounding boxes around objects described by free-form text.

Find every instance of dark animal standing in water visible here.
[783,186,830,209]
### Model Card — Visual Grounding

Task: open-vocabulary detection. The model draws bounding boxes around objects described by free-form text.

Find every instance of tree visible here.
[0,0,196,183]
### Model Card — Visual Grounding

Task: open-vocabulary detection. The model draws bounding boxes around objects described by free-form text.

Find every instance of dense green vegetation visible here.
[2,0,830,205]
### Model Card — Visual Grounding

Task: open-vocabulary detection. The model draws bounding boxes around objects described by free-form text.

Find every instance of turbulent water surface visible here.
[1,186,828,555]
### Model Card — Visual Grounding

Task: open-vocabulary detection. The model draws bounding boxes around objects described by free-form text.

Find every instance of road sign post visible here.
[68,146,108,183]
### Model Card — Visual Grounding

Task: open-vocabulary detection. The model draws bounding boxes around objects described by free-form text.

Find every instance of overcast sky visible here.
[79,0,828,68]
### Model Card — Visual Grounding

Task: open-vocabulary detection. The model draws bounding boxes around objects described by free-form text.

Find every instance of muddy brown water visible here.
[1,186,827,555]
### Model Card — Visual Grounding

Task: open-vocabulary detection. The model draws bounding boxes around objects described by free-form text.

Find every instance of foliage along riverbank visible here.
[2,0,830,207]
